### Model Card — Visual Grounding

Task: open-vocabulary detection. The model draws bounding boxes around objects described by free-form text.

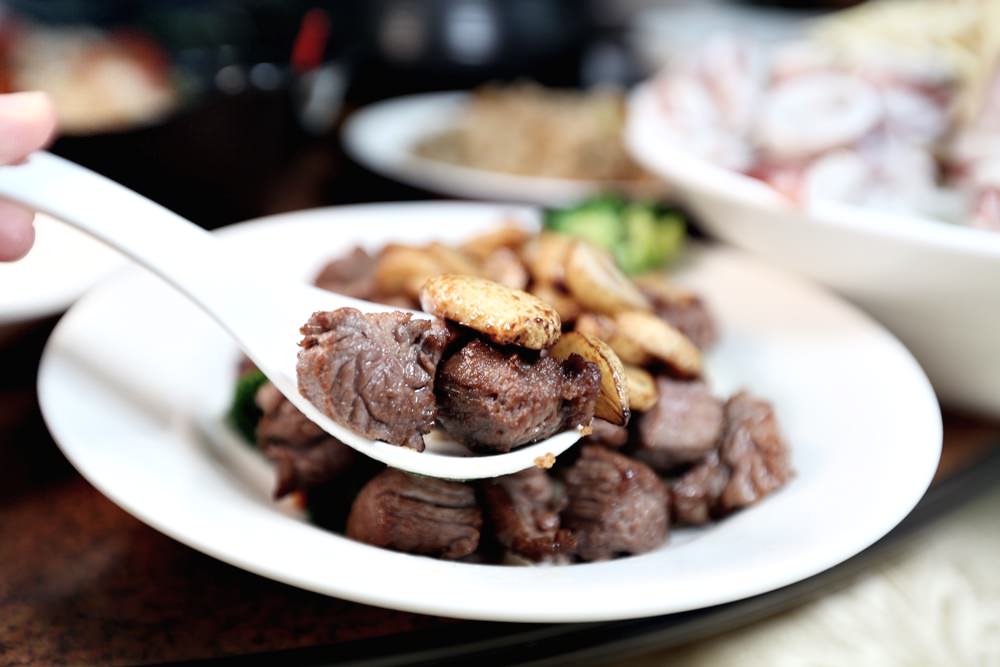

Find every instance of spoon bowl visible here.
[0,151,582,479]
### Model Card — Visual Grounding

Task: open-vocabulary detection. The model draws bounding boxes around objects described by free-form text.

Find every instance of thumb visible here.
[0,92,57,165]
[0,200,35,261]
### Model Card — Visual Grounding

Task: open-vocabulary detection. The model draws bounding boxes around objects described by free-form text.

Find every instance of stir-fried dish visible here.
[231,219,792,564]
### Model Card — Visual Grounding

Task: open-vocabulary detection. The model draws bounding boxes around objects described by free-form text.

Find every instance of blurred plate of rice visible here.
[342,85,663,206]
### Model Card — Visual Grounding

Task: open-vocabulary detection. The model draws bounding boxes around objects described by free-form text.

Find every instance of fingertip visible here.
[0,204,36,261]
[27,91,58,147]
[0,91,59,164]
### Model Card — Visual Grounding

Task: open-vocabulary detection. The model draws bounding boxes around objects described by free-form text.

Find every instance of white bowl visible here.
[626,83,1000,417]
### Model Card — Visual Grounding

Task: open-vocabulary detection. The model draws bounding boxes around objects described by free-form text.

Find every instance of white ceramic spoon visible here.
[0,151,582,479]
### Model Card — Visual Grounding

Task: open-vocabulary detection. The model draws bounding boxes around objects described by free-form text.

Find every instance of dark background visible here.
[2,0,852,226]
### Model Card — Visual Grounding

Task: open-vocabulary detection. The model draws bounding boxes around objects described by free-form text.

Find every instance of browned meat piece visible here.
[374,294,420,310]
[314,247,420,308]
[670,391,791,525]
[718,391,791,510]
[296,308,453,451]
[481,468,575,562]
[562,445,669,560]
[255,382,357,498]
[435,339,601,453]
[634,378,724,472]
[314,247,378,299]
[585,418,630,448]
[671,452,730,525]
[346,468,482,559]
[660,299,717,350]
[642,287,717,350]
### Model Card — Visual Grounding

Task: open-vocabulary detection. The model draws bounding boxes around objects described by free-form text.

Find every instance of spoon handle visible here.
[2,151,213,260]
[0,151,265,342]
[0,152,589,479]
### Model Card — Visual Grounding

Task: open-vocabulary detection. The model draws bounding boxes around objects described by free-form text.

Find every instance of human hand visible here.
[0,92,57,261]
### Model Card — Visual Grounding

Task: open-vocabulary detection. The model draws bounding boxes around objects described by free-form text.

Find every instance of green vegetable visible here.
[229,368,268,444]
[543,196,685,274]
[545,195,626,249]
[619,203,685,274]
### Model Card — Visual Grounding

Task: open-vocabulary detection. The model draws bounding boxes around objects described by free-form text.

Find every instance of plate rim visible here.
[37,202,944,622]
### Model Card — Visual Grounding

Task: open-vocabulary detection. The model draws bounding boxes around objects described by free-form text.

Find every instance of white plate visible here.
[342,92,625,206]
[0,213,119,327]
[38,202,941,622]
[626,83,1000,417]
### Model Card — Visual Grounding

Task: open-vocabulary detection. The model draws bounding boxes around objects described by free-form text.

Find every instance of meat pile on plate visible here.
[242,224,792,564]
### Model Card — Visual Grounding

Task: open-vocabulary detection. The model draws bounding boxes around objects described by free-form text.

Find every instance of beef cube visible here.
[435,339,601,453]
[585,418,630,448]
[670,391,791,524]
[314,247,377,300]
[643,287,717,350]
[562,445,669,560]
[481,468,575,562]
[346,468,482,559]
[717,391,791,510]
[296,308,452,451]
[671,452,730,525]
[374,294,420,310]
[635,378,724,472]
[255,382,357,498]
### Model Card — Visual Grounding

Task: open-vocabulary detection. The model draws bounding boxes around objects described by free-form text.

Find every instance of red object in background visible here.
[0,20,23,93]
[106,30,175,87]
[292,8,331,74]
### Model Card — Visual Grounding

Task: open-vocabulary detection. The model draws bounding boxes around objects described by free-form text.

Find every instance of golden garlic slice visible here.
[426,242,480,276]
[633,273,699,306]
[564,241,651,315]
[483,247,530,290]
[374,245,444,299]
[549,331,630,426]
[420,274,561,349]
[461,224,531,260]
[521,232,575,286]
[576,312,648,366]
[623,364,658,411]
[615,310,702,378]
[575,312,616,340]
[531,283,582,324]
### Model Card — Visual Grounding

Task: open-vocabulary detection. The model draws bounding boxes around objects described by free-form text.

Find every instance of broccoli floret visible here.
[544,195,625,249]
[229,368,268,444]
[619,203,685,274]
[543,196,685,274]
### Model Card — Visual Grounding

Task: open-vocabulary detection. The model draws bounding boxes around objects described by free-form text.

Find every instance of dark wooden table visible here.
[2,319,998,667]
